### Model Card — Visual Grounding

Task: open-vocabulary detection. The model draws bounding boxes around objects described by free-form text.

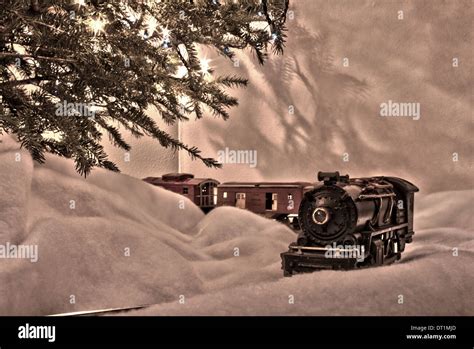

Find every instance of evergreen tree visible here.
[0,0,289,176]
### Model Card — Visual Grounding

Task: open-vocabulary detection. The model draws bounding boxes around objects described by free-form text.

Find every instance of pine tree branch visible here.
[0,76,51,87]
[0,0,290,176]
[0,53,76,63]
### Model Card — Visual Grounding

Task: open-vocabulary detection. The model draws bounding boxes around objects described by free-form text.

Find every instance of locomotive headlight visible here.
[312,207,330,225]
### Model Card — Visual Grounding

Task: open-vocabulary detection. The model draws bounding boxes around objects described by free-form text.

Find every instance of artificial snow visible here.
[0,134,472,316]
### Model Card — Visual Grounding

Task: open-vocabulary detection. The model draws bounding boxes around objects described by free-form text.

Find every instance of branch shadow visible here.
[205,24,373,180]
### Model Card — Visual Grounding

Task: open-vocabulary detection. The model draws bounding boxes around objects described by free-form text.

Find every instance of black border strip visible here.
[0,316,472,347]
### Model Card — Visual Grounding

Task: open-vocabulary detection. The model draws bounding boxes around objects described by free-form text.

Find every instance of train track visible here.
[48,304,150,316]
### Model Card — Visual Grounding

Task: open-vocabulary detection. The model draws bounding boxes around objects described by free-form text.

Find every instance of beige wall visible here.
[117,0,473,193]
[103,107,178,179]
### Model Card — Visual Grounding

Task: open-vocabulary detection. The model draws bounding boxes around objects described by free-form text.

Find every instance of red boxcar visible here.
[143,173,220,212]
[216,182,314,224]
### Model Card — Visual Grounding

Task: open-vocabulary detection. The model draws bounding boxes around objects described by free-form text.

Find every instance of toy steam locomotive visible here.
[280,172,418,276]
[143,171,418,276]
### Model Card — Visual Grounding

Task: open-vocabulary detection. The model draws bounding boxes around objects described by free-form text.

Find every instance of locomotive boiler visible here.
[281,171,419,276]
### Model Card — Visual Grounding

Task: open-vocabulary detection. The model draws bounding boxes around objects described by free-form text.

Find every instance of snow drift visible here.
[0,134,472,316]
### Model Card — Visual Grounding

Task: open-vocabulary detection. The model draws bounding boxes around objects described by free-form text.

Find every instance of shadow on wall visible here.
[206,25,373,180]
[182,0,473,193]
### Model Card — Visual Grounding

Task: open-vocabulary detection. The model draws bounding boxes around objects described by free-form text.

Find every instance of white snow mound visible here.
[0,134,472,316]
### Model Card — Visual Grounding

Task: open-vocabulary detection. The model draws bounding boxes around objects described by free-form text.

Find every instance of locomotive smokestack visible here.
[317,171,349,184]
